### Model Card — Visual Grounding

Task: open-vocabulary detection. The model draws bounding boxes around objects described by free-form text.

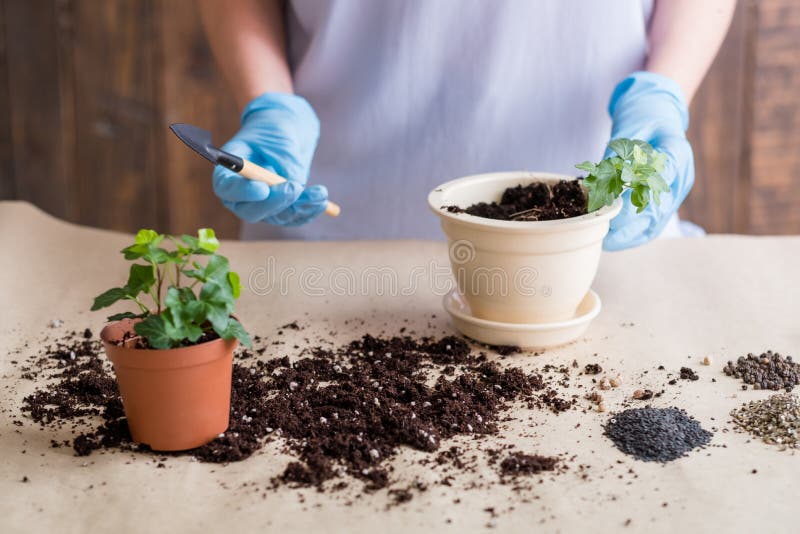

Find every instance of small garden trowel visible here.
[169,123,341,217]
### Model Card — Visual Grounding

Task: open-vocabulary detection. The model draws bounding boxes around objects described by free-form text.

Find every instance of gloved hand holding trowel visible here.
[190,0,733,247]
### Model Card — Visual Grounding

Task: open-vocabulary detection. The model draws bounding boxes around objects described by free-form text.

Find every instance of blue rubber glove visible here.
[603,72,695,251]
[212,93,328,226]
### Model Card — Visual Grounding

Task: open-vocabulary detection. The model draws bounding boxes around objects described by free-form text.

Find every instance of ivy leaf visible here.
[646,174,670,206]
[91,287,128,310]
[160,309,204,344]
[651,151,667,173]
[204,255,230,283]
[182,254,229,284]
[577,138,669,214]
[630,184,650,213]
[106,311,142,322]
[200,282,233,333]
[197,228,220,254]
[135,229,160,245]
[575,161,597,175]
[632,144,647,165]
[122,243,169,263]
[164,286,195,309]
[228,271,242,299]
[126,264,155,295]
[133,315,173,349]
[608,138,635,160]
[585,158,624,211]
[222,318,252,348]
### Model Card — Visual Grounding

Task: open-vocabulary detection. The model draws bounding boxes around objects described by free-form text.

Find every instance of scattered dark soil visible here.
[723,351,799,392]
[584,363,603,375]
[679,367,699,381]
[604,407,713,462]
[485,344,521,356]
[499,452,558,478]
[20,329,575,494]
[446,180,587,221]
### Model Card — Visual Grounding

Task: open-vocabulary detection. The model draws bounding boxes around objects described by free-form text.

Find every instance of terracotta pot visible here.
[100,318,237,451]
[428,172,622,324]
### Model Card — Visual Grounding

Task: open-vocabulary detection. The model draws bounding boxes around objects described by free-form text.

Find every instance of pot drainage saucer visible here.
[442,289,601,349]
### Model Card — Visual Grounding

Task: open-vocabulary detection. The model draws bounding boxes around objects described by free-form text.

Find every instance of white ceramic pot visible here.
[428,172,622,324]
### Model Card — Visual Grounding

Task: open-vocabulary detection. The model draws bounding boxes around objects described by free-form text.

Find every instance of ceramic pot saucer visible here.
[442,289,601,349]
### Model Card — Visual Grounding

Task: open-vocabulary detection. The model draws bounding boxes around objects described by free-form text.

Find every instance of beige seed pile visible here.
[731,393,800,449]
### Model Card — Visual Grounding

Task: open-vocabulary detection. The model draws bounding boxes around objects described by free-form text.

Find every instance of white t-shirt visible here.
[243,0,655,240]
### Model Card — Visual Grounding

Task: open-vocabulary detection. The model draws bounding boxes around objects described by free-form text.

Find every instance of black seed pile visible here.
[604,407,713,462]
[723,351,799,392]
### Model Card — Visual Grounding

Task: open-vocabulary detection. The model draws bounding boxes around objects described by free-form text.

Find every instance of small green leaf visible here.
[608,139,635,160]
[646,174,670,206]
[203,255,229,283]
[144,248,170,264]
[630,186,649,212]
[632,144,647,165]
[135,229,160,245]
[197,228,220,253]
[180,234,199,250]
[575,161,597,174]
[106,311,141,322]
[134,315,173,349]
[228,271,242,299]
[222,318,252,348]
[620,164,636,185]
[164,286,195,309]
[91,287,128,310]
[125,264,155,295]
[651,151,667,173]
[121,243,147,260]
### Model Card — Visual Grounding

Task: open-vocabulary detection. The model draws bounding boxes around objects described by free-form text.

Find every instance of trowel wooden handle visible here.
[240,159,341,217]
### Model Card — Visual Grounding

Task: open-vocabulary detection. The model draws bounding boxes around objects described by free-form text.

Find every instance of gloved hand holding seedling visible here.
[576,138,670,213]
[91,228,251,349]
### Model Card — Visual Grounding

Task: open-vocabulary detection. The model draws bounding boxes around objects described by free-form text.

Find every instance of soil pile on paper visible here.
[20,330,574,492]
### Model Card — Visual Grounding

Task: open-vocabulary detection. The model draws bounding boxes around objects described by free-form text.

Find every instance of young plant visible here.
[576,138,669,213]
[91,228,251,349]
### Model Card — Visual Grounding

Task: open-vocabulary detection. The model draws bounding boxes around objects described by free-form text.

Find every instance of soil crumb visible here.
[499,452,559,478]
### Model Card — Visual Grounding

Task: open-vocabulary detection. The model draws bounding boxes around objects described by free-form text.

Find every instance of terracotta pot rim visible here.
[100,318,238,370]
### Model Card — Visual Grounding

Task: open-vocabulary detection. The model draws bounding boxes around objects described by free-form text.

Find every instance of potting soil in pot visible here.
[446,180,587,221]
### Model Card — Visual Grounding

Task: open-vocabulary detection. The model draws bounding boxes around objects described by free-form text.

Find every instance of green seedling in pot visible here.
[576,138,669,213]
[91,228,251,349]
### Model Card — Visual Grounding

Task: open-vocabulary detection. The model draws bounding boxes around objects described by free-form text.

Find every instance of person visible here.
[198,0,735,249]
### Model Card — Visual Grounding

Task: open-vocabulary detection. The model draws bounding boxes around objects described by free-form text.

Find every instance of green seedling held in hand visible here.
[576,138,669,213]
[91,228,251,349]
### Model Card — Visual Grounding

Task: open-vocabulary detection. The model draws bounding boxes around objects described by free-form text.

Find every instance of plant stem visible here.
[155,267,163,314]
[127,296,151,315]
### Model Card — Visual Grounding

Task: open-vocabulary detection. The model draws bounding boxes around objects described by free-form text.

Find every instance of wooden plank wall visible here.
[1,0,799,237]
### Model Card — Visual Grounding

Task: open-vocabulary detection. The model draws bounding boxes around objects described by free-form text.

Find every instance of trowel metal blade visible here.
[169,123,218,165]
